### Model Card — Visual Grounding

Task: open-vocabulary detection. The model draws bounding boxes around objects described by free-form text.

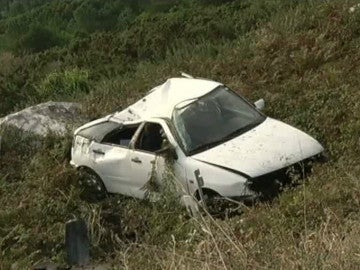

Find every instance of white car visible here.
[70,77,325,205]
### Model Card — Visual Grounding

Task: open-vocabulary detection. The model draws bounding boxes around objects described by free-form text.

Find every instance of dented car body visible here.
[70,77,324,203]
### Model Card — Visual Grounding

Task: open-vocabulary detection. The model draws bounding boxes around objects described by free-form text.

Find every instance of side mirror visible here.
[156,143,178,160]
[254,98,265,111]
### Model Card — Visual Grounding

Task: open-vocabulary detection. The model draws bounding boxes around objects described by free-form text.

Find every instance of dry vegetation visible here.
[1,0,360,269]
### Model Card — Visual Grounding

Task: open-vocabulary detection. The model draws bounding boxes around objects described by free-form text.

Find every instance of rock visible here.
[0,102,88,137]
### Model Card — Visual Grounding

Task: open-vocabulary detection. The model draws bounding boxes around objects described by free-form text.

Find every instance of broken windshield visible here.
[172,86,265,155]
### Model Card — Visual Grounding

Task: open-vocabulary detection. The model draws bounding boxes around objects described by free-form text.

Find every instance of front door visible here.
[128,122,167,199]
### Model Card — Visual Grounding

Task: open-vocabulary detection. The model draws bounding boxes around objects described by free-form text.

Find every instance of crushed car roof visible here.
[112,78,222,122]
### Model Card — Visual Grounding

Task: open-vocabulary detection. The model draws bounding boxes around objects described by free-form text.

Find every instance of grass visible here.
[1,0,360,269]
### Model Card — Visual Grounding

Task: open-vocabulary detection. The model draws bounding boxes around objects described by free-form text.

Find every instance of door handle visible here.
[131,157,142,164]
[92,149,105,155]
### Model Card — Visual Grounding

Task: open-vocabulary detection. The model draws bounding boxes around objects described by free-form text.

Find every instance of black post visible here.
[65,218,90,266]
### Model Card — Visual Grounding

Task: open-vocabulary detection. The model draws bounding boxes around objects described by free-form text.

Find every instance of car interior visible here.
[100,122,166,152]
[135,123,165,152]
[101,125,139,147]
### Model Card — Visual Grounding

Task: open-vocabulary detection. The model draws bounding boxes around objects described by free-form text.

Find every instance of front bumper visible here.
[246,152,327,200]
[69,160,78,168]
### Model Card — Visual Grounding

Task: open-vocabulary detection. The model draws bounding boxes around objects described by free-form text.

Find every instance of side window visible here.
[101,125,139,147]
[135,123,166,153]
[77,121,121,142]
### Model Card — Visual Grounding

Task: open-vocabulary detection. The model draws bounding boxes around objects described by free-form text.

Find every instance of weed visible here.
[1,0,360,269]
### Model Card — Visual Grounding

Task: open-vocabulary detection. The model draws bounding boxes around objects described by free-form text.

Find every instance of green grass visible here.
[1,0,360,269]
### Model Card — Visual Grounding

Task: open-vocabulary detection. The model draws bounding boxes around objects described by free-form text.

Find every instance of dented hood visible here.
[191,118,324,178]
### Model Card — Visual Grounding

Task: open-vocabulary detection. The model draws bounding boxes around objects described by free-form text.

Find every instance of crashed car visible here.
[70,76,325,205]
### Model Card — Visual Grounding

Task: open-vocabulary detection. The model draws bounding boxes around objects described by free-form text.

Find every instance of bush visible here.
[2,1,360,268]
[74,0,139,33]
[17,25,63,52]
[38,68,90,99]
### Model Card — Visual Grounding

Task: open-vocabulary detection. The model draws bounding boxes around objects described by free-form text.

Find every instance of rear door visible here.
[76,121,141,195]
[89,141,132,194]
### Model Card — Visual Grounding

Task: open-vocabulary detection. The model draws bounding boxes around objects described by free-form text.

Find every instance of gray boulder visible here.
[0,101,88,137]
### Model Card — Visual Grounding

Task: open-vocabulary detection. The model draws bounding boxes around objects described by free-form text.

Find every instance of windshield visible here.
[172,86,265,155]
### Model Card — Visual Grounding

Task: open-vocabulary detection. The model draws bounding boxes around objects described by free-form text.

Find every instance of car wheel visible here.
[197,189,244,218]
[78,168,108,202]
[197,190,225,216]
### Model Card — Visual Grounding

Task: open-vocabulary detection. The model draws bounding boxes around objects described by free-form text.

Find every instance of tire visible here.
[78,168,108,202]
[196,189,244,218]
[196,189,224,216]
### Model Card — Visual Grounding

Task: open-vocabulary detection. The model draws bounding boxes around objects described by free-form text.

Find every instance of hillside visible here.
[1,0,360,268]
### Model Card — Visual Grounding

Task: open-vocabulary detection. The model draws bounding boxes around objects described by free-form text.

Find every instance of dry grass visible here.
[1,0,360,269]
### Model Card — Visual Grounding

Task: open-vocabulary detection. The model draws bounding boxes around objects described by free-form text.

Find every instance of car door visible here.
[87,123,141,195]
[89,141,132,194]
[127,122,167,199]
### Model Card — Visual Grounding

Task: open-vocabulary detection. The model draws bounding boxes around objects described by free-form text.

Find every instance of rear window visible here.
[77,121,122,142]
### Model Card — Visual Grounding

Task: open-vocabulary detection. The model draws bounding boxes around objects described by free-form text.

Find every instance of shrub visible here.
[17,25,63,52]
[38,68,90,99]
[2,1,360,268]
[74,0,139,33]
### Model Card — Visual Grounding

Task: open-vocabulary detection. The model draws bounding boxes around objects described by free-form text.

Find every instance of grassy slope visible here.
[1,0,360,269]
